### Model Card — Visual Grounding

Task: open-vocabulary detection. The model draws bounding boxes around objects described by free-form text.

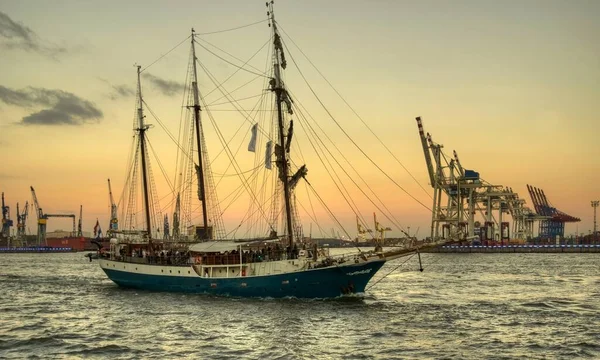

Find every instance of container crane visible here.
[107,178,118,234]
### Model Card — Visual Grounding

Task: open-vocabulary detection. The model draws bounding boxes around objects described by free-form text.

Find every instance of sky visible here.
[0,0,598,238]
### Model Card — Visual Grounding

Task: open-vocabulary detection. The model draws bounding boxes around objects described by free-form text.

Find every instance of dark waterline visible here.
[1,252,598,359]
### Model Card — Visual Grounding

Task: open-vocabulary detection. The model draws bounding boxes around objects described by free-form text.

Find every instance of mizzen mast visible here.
[267,1,295,247]
[190,29,210,240]
[136,65,153,243]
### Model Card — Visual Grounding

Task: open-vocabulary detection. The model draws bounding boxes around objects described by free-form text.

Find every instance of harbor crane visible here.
[16,201,28,238]
[373,212,391,246]
[355,215,372,243]
[108,178,118,234]
[1,192,13,239]
[30,186,78,245]
[77,205,83,237]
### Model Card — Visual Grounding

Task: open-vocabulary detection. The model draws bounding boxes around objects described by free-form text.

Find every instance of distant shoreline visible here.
[426,244,600,253]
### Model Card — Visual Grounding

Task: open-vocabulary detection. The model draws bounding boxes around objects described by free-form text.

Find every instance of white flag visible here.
[248,123,258,152]
[265,140,272,170]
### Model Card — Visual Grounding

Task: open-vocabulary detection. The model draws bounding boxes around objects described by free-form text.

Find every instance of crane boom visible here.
[16,201,28,238]
[30,186,43,221]
[108,178,118,233]
[416,117,435,186]
[30,186,47,245]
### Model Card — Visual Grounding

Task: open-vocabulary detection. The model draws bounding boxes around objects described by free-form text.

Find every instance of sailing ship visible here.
[99,2,441,298]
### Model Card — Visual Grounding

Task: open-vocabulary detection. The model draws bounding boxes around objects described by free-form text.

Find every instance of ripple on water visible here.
[1,252,599,359]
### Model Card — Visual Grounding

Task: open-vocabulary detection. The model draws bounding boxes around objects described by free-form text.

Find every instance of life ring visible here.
[241,268,246,277]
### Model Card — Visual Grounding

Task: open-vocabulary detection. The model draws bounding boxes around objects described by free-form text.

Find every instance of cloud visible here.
[0,85,103,126]
[98,73,184,100]
[0,11,67,58]
[142,73,184,96]
[112,84,135,98]
[97,78,136,100]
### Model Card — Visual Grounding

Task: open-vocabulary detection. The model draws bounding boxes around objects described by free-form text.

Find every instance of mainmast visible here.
[268,1,294,247]
[136,65,153,243]
[190,29,210,240]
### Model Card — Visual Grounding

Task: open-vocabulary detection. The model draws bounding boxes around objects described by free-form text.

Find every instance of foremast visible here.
[190,29,210,240]
[268,1,296,247]
[136,65,153,245]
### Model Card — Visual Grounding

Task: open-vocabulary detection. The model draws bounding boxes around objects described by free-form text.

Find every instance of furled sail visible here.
[248,123,258,152]
[265,140,273,170]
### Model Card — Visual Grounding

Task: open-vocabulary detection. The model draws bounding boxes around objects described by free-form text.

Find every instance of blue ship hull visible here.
[101,260,386,298]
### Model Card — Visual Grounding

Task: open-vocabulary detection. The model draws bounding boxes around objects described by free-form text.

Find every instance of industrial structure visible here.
[373,212,391,245]
[107,178,118,234]
[526,185,580,240]
[77,205,83,237]
[415,117,578,244]
[30,186,78,246]
[16,201,28,239]
[355,215,372,243]
[1,192,13,239]
[592,200,599,238]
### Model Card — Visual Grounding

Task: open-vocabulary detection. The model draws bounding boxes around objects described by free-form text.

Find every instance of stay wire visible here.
[194,39,269,79]
[194,59,275,234]
[195,19,268,35]
[365,253,417,291]
[291,92,399,237]
[279,34,432,213]
[140,35,191,74]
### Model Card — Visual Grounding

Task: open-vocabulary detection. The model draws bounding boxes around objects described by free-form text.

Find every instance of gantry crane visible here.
[30,186,77,245]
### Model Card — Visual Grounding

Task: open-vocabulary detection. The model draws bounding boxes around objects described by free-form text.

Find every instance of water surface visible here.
[1,252,598,359]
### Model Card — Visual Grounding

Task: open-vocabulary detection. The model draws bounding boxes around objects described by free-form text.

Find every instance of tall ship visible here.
[99,2,441,298]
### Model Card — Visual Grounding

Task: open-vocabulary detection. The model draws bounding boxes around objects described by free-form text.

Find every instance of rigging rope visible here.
[194,39,269,78]
[278,24,433,201]
[194,58,276,234]
[140,35,191,74]
[143,101,194,164]
[195,19,269,35]
[280,36,432,213]
[365,253,417,291]
[146,137,175,194]
[303,180,355,247]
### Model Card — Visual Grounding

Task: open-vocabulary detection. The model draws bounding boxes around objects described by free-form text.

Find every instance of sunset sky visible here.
[1,0,598,238]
